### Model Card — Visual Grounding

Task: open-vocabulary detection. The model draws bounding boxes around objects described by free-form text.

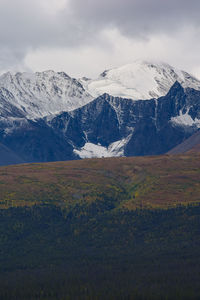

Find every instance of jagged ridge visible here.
[0,70,93,119]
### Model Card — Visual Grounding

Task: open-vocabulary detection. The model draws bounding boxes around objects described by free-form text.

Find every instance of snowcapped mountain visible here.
[0,60,200,165]
[1,81,200,164]
[0,60,200,122]
[0,70,93,119]
[81,60,200,100]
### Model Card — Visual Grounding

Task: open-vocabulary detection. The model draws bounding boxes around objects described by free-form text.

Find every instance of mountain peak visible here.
[167,80,184,92]
[82,60,200,100]
[0,70,93,119]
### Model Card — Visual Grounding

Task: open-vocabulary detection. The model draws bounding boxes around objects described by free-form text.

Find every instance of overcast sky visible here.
[0,0,200,78]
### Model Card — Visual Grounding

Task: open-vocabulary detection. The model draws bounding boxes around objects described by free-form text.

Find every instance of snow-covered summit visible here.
[81,60,200,100]
[0,70,93,119]
[1,60,200,121]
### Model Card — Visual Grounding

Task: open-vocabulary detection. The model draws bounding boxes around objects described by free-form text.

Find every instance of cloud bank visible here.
[0,0,200,78]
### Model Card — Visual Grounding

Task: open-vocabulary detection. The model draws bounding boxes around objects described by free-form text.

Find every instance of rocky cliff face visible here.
[46,82,199,159]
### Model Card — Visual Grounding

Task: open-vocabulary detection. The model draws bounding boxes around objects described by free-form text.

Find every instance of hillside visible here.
[0,142,24,166]
[168,130,200,154]
[0,153,200,210]
[0,154,200,299]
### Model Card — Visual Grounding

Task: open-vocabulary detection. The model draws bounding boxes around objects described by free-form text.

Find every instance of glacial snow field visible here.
[81,60,200,100]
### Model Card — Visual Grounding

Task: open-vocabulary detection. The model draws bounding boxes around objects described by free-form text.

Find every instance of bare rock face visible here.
[47,82,200,159]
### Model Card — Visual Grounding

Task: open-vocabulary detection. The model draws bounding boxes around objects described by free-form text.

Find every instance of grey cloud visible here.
[69,0,200,37]
[0,47,26,71]
[1,0,199,51]
[0,0,72,47]
[0,0,200,72]
[0,0,83,70]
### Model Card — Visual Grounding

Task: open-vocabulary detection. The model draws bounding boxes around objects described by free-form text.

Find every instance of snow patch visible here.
[74,136,131,158]
[171,110,200,128]
[1,117,28,135]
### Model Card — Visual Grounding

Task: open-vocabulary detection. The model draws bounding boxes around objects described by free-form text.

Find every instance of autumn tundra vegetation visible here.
[0,153,200,299]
